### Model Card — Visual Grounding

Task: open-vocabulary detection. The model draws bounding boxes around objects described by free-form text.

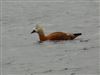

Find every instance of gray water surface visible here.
[1,0,100,75]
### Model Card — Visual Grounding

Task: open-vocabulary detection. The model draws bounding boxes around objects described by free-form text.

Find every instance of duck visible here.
[31,24,82,42]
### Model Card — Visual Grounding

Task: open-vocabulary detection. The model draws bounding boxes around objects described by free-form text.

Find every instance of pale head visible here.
[31,24,44,34]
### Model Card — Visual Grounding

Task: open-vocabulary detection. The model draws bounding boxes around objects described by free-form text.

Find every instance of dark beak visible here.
[31,30,36,34]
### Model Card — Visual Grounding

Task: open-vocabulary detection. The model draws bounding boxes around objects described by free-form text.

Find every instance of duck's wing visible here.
[47,32,75,40]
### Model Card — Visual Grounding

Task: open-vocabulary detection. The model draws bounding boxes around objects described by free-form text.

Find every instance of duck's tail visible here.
[73,33,82,37]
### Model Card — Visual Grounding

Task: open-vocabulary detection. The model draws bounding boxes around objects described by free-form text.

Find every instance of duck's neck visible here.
[38,31,47,41]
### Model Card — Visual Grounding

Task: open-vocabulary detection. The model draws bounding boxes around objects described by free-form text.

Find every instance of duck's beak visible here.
[31,30,36,34]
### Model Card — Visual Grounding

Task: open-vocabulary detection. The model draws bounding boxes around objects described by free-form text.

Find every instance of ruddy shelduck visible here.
[31,24,82,42]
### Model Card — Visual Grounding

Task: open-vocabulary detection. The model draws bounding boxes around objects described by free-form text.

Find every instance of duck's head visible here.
[31,24,44,34]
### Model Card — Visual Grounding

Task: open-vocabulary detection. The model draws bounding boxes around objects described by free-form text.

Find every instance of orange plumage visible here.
[31,24,82,42]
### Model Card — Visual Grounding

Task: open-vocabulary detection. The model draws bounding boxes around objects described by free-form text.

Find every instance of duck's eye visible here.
[35,27,37,29]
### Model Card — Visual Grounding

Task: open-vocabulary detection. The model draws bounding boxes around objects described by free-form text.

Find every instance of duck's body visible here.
[31,24,82,42]
[47,32,75,40]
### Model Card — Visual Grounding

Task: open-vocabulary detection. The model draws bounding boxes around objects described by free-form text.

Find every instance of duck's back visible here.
[47,32,75,40]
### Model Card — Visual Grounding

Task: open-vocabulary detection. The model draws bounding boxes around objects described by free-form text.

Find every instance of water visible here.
[1,0,99,75]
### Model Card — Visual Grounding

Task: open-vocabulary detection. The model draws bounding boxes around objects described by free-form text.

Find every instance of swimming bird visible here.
[31,24,82,42]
